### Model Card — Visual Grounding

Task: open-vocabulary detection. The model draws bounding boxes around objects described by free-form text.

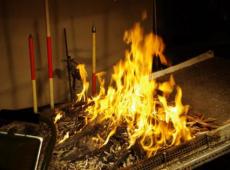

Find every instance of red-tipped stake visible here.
[28,35,38,113]
[45,0,54,110]
[92,25,97,96]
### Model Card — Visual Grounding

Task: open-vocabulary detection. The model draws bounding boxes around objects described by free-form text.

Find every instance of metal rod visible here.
[152,0,160,72]
[64,28,69,57]
[154,0,158,36]
[64,28,73,101]
[92,25,97,96]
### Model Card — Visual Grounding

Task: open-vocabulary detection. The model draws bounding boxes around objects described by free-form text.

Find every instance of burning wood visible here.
[73,21,193,157]
[50,104,220,170]
[50,19,221,169]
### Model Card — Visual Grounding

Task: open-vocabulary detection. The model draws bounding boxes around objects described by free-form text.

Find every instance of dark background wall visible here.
[156,0,230,62]
[0,0,229,109]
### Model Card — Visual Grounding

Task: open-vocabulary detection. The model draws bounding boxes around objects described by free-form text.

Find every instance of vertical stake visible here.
[28,35,38,113]
[92,25,97,96]
[45,0,54,109]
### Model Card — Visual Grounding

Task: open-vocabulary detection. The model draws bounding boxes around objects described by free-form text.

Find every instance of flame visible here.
[76,64,89,102]
[54,110,64,124]
[58,132,70,144]
[76,22,192,157]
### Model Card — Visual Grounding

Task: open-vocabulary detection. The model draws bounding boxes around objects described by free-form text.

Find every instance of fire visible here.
[76,21,192,157]
[54,110,64,124]
[58,132,70,144]
[76,64,89,102]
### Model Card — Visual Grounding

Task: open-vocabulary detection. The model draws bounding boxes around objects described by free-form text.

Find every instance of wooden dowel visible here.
[45,0,54,109]
[28,35,38,113]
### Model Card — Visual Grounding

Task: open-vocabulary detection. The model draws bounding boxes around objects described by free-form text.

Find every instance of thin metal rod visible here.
[152,0,159,73]
[64,28,69,57]
[64,28,73,101]
[154,0,158,36]
[92,25,97,96]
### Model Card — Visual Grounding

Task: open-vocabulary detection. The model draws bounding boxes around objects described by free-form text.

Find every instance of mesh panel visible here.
[126,134,215,170]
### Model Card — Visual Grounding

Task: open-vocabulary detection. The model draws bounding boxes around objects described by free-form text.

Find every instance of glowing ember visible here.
[76,21,192,157]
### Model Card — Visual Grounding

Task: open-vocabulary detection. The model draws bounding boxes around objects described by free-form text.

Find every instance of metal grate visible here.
[127,135,210,170]
[122,124,230,170]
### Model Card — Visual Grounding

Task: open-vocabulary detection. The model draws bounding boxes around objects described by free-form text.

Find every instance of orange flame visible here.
[76,22,191,157]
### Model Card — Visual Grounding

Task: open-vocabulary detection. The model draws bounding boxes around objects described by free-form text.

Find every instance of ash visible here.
[49,101,218,170]
[50,105,143,170]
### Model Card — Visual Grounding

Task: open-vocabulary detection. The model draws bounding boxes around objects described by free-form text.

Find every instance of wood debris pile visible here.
[49,102,219,170]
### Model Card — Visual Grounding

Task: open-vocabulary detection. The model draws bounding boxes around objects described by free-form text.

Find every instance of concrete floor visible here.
[166,57,230,124]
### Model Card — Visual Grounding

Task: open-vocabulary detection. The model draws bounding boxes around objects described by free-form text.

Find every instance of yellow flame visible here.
[54,110,64,124]
[76,64,89,102]
[76,21,191,157]
[58,132,69,144]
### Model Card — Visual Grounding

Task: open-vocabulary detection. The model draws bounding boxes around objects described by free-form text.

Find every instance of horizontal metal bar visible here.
[150,50,214,79]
